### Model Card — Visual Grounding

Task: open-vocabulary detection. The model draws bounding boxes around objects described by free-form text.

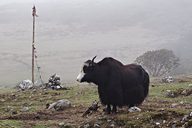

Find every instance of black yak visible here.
[77,56,149,113]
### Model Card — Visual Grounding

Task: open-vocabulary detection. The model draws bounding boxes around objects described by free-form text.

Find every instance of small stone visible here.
[181,90,187,95]
[107,119,112,123]
[183,122,189,127]
[181,115,189,123]
[48,99,71,111]
[59,122,65,126]
[165,90,177,98]
[155,122,160,125]
[110,123,115,128]
[83,123,90,128]
[171,103,178,108]
[189,112,192,117]
[20,107,30,112]
[128,106,141,112]
[0,99,6,102]
[93,123,100,128]
[58,122,73,128]
[180,101,184,104]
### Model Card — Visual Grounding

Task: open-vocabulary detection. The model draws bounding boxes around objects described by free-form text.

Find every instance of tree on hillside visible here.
[134,49,180,77]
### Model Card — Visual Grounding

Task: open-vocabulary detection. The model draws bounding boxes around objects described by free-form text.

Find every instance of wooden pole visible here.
[32,6,36,85]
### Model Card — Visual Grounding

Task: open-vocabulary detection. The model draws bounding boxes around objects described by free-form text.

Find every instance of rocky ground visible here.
[0,82,192,128]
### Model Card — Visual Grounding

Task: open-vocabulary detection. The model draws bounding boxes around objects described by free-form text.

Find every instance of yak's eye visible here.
[83,66,89,73]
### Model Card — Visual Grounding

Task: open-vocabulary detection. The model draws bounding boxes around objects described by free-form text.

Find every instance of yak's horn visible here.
[91,56,97,63]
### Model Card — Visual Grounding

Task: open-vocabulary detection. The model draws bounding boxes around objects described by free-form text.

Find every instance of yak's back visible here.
[98,57,123,67]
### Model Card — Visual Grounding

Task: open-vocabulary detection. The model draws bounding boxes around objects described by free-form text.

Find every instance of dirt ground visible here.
[0,83,192,128]
[0,100,192,128]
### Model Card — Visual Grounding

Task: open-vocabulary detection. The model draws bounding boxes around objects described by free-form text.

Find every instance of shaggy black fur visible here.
[78,57,149,113]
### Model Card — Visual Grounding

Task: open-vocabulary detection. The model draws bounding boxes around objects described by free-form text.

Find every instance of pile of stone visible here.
[169,112,192,127]
[165,88,192,98]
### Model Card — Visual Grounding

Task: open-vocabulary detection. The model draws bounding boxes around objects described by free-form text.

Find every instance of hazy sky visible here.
[0,0,192,86]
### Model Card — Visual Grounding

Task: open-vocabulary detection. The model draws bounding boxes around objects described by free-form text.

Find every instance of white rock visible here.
[110,123,115,127]
[20,107,30,112]
[48,99,71,111]
[128,106,141,112]
[171,103,178,108]
[189,112,192,117]
[155,122,160,125]
[94,123,100,128]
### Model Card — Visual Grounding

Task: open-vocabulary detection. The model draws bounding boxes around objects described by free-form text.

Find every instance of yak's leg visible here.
[106,104,111,114]
[112,105,117,113]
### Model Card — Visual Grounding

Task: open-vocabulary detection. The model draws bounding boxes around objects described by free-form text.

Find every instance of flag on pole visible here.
[32,6,38,17]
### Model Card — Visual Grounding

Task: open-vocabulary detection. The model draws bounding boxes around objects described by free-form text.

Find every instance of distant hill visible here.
[0,0,192,86]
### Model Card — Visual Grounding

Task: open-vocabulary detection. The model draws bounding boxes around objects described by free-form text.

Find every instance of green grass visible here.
[149,82,192,103]
[0,82,192,127]
[0,120,23,128]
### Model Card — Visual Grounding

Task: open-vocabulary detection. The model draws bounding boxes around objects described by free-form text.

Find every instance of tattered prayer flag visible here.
[32,6,38,17]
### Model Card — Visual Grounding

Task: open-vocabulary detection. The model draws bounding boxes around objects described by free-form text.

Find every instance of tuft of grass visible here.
[149,82,192,103]
[32,124,48,128]
[0,120,23,128]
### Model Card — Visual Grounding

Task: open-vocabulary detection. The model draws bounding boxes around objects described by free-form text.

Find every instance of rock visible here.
[190,112,192,117]
[59,122,73,128]
[181,90,187,95]
[107,119,112,123]
[83,123,90,128]
[0,99,6,102]
[20,107,30,112]
[171,103,178,108]
[110,123,115,128]
[165,90,177,98]
[128,106,141,112]
[155,122,160,125]
[181,115,189,123]
[93,123,100,128]
[183,122,189,128]
[48,99,71,111]
[180,101,184,104]
[82,101,100,117]
[17,80,33,90]
[188,84,192,87]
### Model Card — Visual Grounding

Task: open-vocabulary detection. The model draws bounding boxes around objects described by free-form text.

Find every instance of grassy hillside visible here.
[0,82,192,128]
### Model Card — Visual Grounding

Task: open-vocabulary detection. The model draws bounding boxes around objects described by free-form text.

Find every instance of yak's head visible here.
[77,56,97,83]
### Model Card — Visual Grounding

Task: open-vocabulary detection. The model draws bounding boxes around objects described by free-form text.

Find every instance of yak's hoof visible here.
[103,108,111,114]
[112,109,117,114]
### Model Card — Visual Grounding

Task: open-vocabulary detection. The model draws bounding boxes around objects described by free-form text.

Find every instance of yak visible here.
[77,56,149,113]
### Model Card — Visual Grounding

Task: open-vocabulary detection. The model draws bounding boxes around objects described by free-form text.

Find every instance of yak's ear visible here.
[91,56,97,63]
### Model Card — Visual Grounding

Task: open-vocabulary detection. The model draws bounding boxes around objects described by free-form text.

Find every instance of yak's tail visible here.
[143,70,149,98]
[140,65,150,97]
[138,65,150,98]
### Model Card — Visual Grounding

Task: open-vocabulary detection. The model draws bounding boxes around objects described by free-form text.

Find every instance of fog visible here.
[0,0,192,86]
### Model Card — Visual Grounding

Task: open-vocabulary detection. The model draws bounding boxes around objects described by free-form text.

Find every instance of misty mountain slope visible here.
[0,0,192,86]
